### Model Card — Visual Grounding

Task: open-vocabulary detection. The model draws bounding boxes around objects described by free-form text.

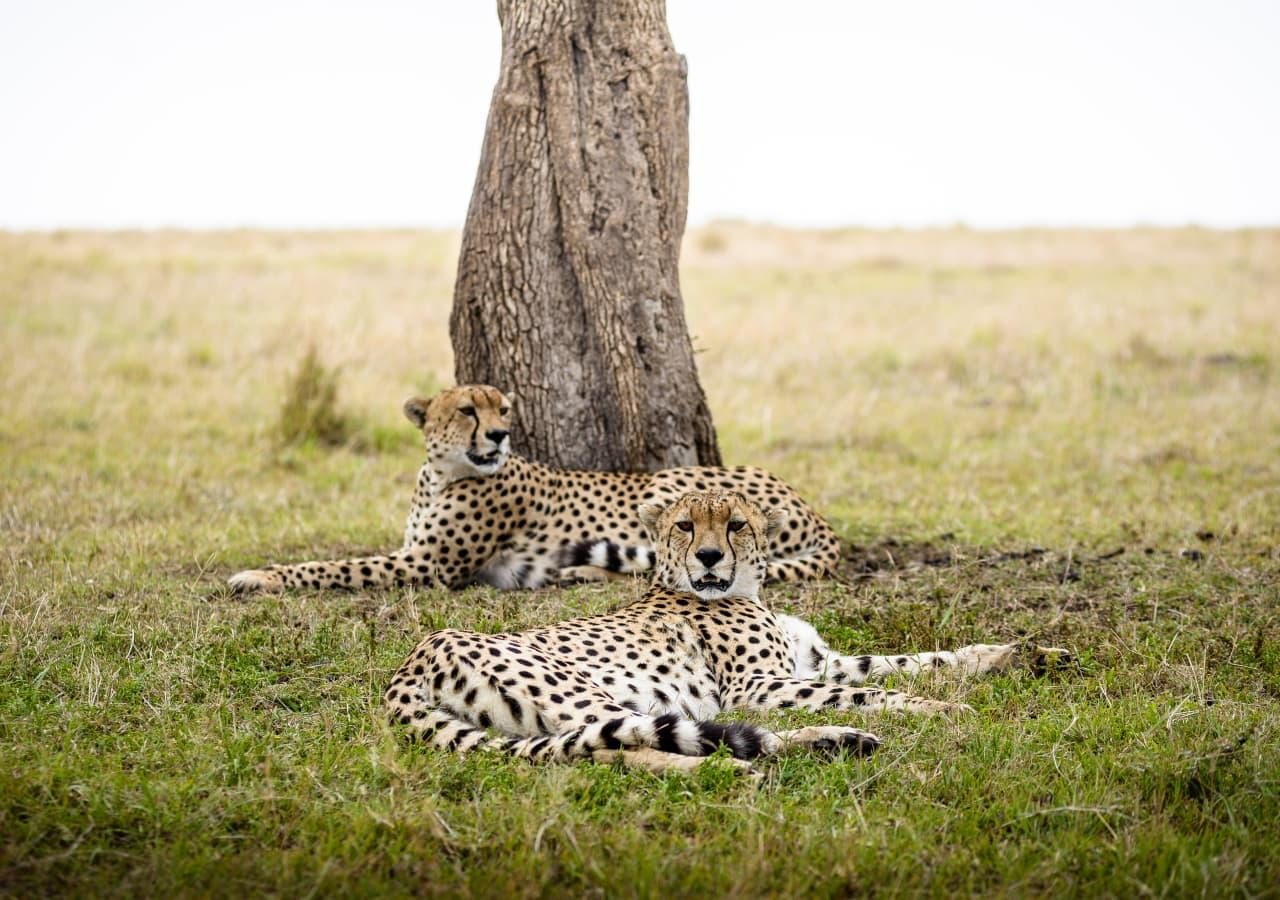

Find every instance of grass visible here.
[277,344,350,448]
[1,225,1278,896]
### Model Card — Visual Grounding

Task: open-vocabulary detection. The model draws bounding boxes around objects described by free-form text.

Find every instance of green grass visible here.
[2,227,1279,896]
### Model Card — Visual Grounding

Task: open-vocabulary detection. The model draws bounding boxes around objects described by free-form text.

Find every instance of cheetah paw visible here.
[954,643,1019,675]
[227,568,284,593]
[593,748,760,777]
[776,726,882,757]
[1029,645,1075,676]
[910,698,974,715]
[555,565,615,585]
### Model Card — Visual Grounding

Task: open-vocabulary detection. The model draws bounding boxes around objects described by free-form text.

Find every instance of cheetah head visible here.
[403,385,513,483]
[638,489,785,600]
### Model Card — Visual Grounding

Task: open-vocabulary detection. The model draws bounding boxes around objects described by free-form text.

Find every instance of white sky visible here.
[1,0,1278,229]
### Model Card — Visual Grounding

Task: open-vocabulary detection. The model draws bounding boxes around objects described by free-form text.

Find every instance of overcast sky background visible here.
[2,0,1277,230]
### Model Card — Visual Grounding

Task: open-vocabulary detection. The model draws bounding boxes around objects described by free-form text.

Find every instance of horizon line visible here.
[4,219,1279,234]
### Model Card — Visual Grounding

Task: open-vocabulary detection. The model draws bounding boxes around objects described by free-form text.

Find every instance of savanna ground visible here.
[2,225,1278,897]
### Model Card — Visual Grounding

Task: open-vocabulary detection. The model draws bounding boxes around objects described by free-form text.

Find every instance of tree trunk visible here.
[449,0,721,472]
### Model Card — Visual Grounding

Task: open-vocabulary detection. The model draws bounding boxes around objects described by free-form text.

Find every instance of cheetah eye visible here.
[727,520,746,533]
[499,406,510,416]
[675,520,694,533]
[458,406,476,418]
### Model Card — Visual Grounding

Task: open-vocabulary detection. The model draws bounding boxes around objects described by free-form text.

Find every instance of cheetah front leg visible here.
[594,733,881,772]
[229,549,439,593]
[727,674,968,716]
[776,615,1073,684]
[773,725,882,756]
[555,565,632,585]
[592,748,761,777]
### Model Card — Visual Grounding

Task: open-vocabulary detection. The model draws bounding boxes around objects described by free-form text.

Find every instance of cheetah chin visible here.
[692,574,731,593]
[466,449,504,468]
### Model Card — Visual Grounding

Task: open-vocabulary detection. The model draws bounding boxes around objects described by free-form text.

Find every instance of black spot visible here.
[503,694,524,722]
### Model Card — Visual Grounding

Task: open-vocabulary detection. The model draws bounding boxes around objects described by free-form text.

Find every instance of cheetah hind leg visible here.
[555,565,631,585]
[774,726,882,757]
[951,642,1075,677]
[1024,643,1075,675]
[228,568,284,593]
[592,748,761,778]
[593,728,882,774]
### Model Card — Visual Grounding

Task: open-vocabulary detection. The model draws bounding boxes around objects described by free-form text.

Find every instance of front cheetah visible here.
[229,385,841,593]
[384,489,1070,772]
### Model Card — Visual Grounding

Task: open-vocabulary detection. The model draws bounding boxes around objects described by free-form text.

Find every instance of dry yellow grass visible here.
[2,225,1276,552]
[686,225,1279,545]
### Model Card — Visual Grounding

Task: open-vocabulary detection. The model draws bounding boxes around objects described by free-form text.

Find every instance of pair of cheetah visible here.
[234,385,1068,773]
[229,385,840,593]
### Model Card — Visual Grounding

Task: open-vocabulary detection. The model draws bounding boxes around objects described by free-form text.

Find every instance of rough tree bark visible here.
[449,0,721,472]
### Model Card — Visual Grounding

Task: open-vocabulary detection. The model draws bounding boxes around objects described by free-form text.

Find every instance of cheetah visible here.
[229,385,841,593]
[383,489,1072,773]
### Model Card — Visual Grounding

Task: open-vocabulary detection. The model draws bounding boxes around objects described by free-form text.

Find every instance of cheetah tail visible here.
[400,707,777,763]
[559,540,654,575]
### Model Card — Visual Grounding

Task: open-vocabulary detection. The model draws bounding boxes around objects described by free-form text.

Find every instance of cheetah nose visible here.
[486,429,509,444]
[695,547,724,567]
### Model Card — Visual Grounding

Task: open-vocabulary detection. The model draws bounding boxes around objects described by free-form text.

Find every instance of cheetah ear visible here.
[764,507,787,540]
[637,501,667,539]
[403,396,431,429]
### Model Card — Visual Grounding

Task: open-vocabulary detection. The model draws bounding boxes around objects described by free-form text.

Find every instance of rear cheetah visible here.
[230,385,840,593]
